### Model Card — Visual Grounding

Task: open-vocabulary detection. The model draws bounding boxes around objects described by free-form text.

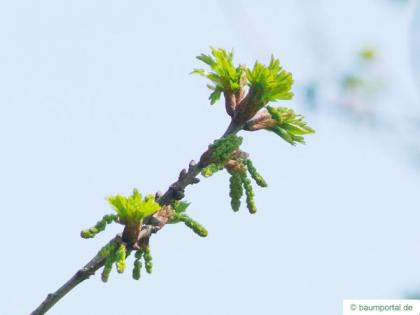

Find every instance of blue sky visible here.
[1,1,420,314]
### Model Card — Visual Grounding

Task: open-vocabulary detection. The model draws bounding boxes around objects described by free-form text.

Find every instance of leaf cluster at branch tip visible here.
[108,189,160,225]
[246,56,294,105]
[194,48,293,109]
[79,188,162,283]
[192,48,246,104]
[194,48,314,146]
[266,106,315,145]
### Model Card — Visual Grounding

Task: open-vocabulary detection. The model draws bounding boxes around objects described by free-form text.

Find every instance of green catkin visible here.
[201,163,224,177]
[143,247,153,274]
[245,159,268,187]
[229,171,243,211]
[178,214,208,237]
[99,240,118,258]
[115,244,127,273]
[101,252,117,282]
[209,135,243,163]
[132,259,142,280]
[135,249,144,259]
[173,200,190,213]
[241,173,257,214]
[81,214,117,238]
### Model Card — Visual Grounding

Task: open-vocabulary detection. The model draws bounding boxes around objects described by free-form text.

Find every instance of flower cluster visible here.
[199,134,268,214]
[132,247,153,280]
[226,158,267,214]
[108,189,160,225]
[99,241,128,282]
[81,189,161,283]
[201,134,243,177]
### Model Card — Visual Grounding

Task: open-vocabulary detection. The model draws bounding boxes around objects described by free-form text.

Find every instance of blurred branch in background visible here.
[296,0,420,167]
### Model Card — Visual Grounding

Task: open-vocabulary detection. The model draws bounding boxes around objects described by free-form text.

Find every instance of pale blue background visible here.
[1,1,420,314]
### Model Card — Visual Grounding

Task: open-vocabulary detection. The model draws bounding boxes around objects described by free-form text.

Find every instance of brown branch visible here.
[30,238,111,315]
[30,122,241,315]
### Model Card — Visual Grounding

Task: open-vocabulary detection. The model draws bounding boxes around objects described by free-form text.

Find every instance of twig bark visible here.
[30,123,241,315]
[30,239,110,315]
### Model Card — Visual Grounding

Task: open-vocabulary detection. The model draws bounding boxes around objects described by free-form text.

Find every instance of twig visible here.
[30,124,239,315]
[30,239,111,315]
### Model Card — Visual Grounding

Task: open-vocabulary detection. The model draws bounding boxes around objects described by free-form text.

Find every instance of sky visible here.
[1,1,420,315]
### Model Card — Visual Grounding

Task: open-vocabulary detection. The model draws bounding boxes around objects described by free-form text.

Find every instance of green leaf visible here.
[209,89,222,105]
[247,56,294,106]
[197,53,216,66]
[193,48,245,104]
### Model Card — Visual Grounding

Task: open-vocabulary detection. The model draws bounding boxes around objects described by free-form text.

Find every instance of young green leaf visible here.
[193,48,246,104]
[266,106,315,145]
[247,56,294,105]
[108,189,161,225]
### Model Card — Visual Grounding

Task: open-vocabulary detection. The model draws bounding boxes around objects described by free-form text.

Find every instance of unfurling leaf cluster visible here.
[194,48,314,146]
[80,188,161,283]
[266,106,315,145]
[108,189,160,225]
[246,56,294,106]
[81,189,161,239]
[192,48,246,104]
[168,201,208,237]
